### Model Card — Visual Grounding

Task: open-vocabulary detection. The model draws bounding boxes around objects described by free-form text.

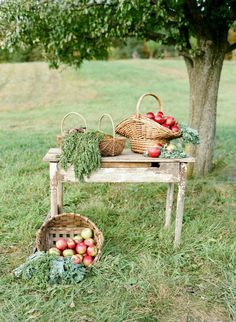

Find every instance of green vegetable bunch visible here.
[14,252,86,286]
[179,123,200,145]
[60,131,105,181]
[160,145,188,158]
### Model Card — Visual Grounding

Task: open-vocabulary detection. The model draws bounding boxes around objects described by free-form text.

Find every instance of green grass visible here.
[0,59,236,322]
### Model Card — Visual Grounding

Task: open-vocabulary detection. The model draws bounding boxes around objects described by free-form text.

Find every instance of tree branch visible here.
[179,50,194,68]
[226,42,236,53]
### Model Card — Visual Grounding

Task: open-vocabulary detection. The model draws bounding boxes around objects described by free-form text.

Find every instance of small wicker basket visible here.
[115,93,181,140]
[35,213,104,264]
[56,112,87,146]
[98,113,126,157]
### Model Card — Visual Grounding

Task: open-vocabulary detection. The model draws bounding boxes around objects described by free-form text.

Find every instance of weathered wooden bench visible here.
[43,148,195,247]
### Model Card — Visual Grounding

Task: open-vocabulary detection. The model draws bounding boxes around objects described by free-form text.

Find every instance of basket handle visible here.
[98,113,115,138]
[136,93,163,118]
[60,112,87,135]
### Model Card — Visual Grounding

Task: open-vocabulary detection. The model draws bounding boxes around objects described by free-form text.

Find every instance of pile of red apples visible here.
[48,228,97,267]
[144,111,180,133]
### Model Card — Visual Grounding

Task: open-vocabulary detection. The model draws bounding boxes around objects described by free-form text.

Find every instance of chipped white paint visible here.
[60,166,180,183]
[165,183,174,228]
[49,162,59,217]
[174,163,188,248]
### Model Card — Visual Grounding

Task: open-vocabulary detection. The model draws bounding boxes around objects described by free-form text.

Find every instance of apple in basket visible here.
[154,115,164,124]
[171,125,180,133]
[76,242,87,255]
[144,112,155,120]
[56,238,68,251]
[87,245,98,257]
[48,247,61,256]
[67,238,76,249]
[72,254,83,264]
[165,116,176,127]
[73,234,84,243]
[84,238,95,247]
[81,228,93,240]
[63,249,76,257]
[83,255,94,267]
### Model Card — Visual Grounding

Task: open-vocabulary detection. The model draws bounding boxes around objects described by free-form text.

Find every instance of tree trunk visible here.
[184,39,228,176]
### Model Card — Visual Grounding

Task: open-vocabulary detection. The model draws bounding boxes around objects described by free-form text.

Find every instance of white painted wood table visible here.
[43,148,195,247]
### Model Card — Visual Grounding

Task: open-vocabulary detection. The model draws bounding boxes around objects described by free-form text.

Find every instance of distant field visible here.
[0,59,235,321]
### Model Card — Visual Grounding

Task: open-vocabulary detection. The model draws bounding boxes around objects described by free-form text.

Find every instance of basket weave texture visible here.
[115,93,181,153]
[98,113,126,157]
[35,213,104,263]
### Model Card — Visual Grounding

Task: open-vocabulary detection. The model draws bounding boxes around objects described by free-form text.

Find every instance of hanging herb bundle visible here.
[60,131,105,181]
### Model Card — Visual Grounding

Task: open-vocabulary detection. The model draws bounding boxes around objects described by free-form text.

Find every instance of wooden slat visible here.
[43,148,195,164]
[60,164,180,183]
[101,162,152,168]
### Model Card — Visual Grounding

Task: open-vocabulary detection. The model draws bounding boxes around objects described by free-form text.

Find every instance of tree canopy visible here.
[1,1,235,68]
[1,0,236,176]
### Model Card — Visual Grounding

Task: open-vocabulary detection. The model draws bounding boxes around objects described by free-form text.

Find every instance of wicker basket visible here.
[129,137,169,154]
[115,93,181,140]
[35,213,104,264]
[56,112,87,146]
[98,113,126,157]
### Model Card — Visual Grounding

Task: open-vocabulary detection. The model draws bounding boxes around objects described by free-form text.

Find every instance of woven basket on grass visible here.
[56,112,87,146]
[98,113,126,157]
[35,213,104,263]
[115,93,182,140]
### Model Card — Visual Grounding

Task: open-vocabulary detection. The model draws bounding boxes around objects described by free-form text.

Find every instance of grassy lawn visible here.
[0,59,235,322]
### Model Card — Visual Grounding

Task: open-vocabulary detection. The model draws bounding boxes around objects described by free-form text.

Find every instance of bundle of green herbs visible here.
[60,131,105,181]
[14,252,86,286]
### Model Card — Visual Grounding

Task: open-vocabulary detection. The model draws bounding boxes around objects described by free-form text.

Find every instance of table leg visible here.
[57,174,63,214]
[165,183,174,228]
[50,162,59,217]
[174,163,188,248]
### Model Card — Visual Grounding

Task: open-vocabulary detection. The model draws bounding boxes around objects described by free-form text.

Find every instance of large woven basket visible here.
[56,112,87,146]
[115,93,182,140]
[129,138,168,154]
[35,213,104,264]
[98,113,126,157]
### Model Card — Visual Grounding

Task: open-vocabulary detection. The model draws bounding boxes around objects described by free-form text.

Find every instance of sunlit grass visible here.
[0,59,235,321]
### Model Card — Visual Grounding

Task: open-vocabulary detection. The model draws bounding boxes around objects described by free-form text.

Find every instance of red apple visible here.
[81,228,93,240]
[73,235,84,243]
[171,125,180,133]
[87,245,98,257]
[75,242,87,254]
[63,249,75,257]
[55,238,67,251]
[72,254,83,264]
[165,116,175,126]
[67,238,76,249]
[84,238,95,247]
[156,111,163,116]
[48,247,61,256]
[83,255,93,267]
[144,112,155,120]
[147,147,161,158]
[154,115,164,124]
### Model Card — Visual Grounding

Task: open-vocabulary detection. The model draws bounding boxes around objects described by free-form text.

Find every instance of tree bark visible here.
[184,39,228,176]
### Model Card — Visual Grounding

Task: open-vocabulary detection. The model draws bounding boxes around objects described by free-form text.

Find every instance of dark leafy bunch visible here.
[14,252,86,287]
[60,131,105,181]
